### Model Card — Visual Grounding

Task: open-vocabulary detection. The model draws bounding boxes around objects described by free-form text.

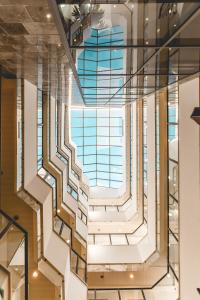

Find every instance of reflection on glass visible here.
[71,250,86,283]
[0,212,27,300]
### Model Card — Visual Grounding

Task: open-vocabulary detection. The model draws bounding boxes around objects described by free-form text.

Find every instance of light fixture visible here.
[129,273,134,279]
[145,41,149,45]
[157,28,160,33]
[58,43,61,48]
[145,17,149,22]
[113,4,116,8]
[46,13,52,19]
[67,239,70,244]
[32,271,39,278]
[173,24,177,28]
[57,209,60,213]
[167,273,171,278]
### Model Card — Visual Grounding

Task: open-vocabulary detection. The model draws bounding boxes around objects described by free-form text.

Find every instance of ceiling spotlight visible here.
[113,4,116,8]
[57,209,61,213]
[145,41,149,45]
[145,17,149,22]
[157,28,160,33]
[32,271,39,278]
[46,13,52,19]
[167,273,171,278]
[173,24,177,28]
[130,273,134,279]
[67,239,71,244]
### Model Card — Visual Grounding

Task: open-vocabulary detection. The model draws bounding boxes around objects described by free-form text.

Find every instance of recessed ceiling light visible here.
[46,13,52,19]
[57,209,60,213]
[167,273,171,278]
[145,17,149,22]
[67,239,70,244]
[32,271,39,278]
[113,5,116,8]
[145,41,149,45]
[130,273,134,279]
[157,28,160,33]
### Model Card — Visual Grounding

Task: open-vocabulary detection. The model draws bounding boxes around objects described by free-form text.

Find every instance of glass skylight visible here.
[70,107,124,188]
[77,25,125,105]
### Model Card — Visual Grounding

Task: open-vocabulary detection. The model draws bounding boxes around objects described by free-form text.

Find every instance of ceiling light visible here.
[167,273,171,278]
[57,209,60,213]
[32,271,39,278]
[113,5,116,8]
[145,41,149,45]
[67,239,70,244]
[145,17,149,22]
[46,13,52,19]
[130,273,134,279]
[157,28,160,33]
[173,24,177,28]
[58,43,61,48]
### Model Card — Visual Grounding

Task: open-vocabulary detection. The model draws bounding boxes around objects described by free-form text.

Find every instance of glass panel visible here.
[0,213,27,299]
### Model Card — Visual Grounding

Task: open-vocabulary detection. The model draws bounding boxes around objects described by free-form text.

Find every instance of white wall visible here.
[179,77,200,300]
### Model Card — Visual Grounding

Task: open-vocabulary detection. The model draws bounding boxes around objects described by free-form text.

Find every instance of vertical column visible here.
[179,77,200,300]
[159,89,168,255]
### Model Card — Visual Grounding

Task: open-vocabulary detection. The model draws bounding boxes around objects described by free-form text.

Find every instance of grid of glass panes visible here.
[77,25,124,106]
[71,108,124,188]
[37,90,43,170]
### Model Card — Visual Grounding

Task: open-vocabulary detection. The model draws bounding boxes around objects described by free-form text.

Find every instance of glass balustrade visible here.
[0,210,28,300]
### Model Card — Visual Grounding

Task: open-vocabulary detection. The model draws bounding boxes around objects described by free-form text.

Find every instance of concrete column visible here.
[179,76,200,300]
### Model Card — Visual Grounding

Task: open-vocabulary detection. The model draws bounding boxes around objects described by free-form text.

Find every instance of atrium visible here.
[0,1,200,300]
